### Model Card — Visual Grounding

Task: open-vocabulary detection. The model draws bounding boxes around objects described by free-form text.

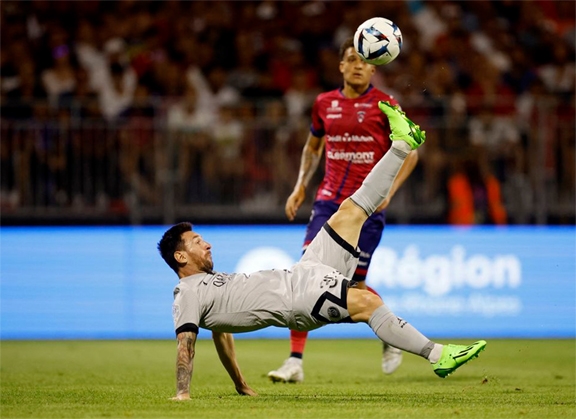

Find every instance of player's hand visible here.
[285,185,306,221]
[171,393,190,401]
[236,384,258,396]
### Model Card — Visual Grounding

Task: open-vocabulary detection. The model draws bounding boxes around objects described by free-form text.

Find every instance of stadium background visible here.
[1,0,574,341]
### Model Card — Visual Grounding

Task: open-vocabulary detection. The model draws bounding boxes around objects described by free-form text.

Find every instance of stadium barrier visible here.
[1,96,574,226]
[1,225,574,340]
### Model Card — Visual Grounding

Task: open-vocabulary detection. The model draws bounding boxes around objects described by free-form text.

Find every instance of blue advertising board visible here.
[1,225,574,339]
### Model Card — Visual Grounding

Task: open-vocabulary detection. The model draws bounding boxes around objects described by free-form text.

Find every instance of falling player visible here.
[158,101,487,398]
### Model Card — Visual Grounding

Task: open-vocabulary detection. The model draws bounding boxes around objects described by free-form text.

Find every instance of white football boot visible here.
[382,343,403,374]
[267,357,304,383]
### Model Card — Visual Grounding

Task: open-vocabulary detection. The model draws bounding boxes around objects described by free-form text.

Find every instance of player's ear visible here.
[174,250,187,264]
[339,60,345,74]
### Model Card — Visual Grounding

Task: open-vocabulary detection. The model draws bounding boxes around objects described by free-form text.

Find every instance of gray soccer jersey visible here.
[172,224,360,336]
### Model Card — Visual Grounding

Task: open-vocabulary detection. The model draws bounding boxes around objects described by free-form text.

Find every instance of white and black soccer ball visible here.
[353,17,403,66]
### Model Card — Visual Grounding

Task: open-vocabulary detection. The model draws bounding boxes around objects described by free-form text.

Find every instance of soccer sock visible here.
[289,330,308,359]
[350,146,408,216]
[368,304,435,359]
[428,343,444,363]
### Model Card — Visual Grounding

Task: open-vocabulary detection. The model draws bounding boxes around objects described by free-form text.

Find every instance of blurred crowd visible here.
[1,0,574,224]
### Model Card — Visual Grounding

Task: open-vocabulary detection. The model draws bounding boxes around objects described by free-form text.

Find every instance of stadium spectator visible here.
[446,151,507,225]
[283,68,320,124]
[209,104,245,203]
[97,61,136,122]
[202,65,242,115]
[166,83,214,203]
[468,102,522,184]
[118,83,159,207]
[40,43,77,108]
[466,54,522,184]
[261,99,304,206]
[3,58,45,119]
[538,40,575,95]
[73,19,106,89]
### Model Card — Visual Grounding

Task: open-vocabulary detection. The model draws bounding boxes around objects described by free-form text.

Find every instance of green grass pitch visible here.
[1,339,574,418]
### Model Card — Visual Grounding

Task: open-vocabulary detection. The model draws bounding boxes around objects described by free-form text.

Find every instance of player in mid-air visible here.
[268,37,418,383]
[158,102,487,399]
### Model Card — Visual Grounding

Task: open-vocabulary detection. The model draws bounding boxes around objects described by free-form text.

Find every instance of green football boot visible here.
[432,340,487,378]
[378,101,426,150]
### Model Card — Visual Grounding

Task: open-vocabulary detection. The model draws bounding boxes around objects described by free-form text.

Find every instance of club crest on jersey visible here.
[357,111,366,123]
[327,100,342,112]
[327,306,341,320]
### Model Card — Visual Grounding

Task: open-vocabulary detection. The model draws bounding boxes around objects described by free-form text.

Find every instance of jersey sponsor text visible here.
[327,150,375,164]
[326,134,374,143]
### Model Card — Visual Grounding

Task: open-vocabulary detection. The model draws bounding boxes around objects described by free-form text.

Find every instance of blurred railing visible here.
[1,96,574,225]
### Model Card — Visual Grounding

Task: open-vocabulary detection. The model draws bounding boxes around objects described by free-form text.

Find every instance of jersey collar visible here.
[339,84,374,98]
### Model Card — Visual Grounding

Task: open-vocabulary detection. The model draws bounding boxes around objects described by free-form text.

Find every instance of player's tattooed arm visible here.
[172,331,197,400]
[296,134,324,189]
[212,332,258,396]
[286,134,324,221]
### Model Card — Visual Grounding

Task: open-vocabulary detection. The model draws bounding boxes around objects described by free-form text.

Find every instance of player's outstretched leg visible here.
[369,303,486,378]
[373,101,424,375]
[365,285,402,375]
[347,288,486,378]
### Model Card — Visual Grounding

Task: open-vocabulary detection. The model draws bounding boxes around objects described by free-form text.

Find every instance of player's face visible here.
[340,46,376,89]
[180,231,214,273]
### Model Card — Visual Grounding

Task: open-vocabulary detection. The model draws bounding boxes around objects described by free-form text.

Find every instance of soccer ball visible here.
[353,17,403,66]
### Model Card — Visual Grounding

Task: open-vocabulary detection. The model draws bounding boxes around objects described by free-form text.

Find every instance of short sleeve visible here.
[310,96,325,138]
[172,285,201,336]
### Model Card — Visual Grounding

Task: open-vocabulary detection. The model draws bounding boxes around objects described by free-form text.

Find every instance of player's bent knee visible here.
[346,288,382,323]
[338,198,368,222]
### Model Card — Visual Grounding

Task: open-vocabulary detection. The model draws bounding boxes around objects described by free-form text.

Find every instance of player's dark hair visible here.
[339,37,354,60]
[157,222,193,274]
